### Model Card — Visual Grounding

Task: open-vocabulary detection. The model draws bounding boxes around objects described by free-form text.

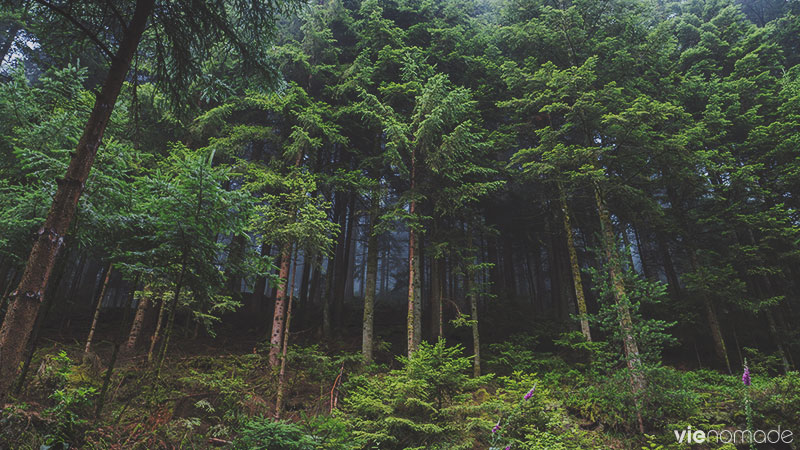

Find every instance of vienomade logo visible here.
[673,425,794,445]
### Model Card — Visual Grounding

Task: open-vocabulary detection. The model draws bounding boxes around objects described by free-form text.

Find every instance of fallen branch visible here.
[208,437,233,446]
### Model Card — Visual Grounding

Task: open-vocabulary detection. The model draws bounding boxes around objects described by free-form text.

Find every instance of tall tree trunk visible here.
[334,195,356,330]
[469,273,480,377]
[0,270,18,325]
[774,307,796,369]
[430,256,441,340]
[594,183,645,434]
[632,222,650,278]
[688,251,732,374]
[466,227,480,377]
[346,220,358,300]
[96,278,136,419]
[156,269,186,372]
[0,258,10,294]
[147,297,166,363]
[299,254,311,303]
[125,286,150,353]
[743,227,794,374]
[308,254,322,304]
[559,185,591,341]
[437,257,444,337]
[269,243,292,367]
[0,0,155,402]
[14,255,68,394]
[703,296,731,374]
[415,234,423,344]
[558,233,576,319]
[502,237,516,297]
[621,225,636,271]
[524,251,536,304]
[59,253,87,335]
[545,219,562,316]
[658,235,681,300]
[362,192,379,364]
[359,249,366,298]
[324,193,345,338]
[486,237,500,296]
[382,247,389,294]
[84,263,113,355]
[275,251,299,418]
[533,244,545,313]
[407,145,422,357]
[765,309,792,374]
[322,256,334,340]
[407,218,420,357]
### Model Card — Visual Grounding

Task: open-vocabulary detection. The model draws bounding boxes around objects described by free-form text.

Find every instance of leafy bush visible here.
[233,418,316,450]
[487,334,572,376]
[178,364,250,424]
[43,385,97,449]
[564,365,702,432]
[299,413,353,450]
[34,350,74,392]
[753,370,800,429]
[484,372,600,450]
[342,339,492,449]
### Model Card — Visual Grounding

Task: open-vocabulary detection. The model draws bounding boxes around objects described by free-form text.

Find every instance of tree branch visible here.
[33,0,115,59]
[104,0,129,32]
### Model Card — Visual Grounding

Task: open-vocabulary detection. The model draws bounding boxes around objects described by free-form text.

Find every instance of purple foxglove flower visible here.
[742,365,751,386]
[505,446,511,450]
[524,385,536,401]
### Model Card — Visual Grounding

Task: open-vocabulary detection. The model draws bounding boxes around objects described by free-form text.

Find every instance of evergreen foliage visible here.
[1,0,799,448]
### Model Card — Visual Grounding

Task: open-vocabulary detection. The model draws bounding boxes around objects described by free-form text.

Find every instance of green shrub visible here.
[487,334,573,377]
[342,339,492,450]
[299,413,353,450]
[42,385,97,449]
[233,418,316,450]
[754,370,800,429]
[564,365,702,432]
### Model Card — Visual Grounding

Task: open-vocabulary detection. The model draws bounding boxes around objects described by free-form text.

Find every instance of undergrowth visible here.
[0,338,798,450]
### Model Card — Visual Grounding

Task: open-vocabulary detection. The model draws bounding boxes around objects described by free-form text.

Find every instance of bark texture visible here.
[275,253,299,418]
[559,185,591,342]
[362,193,379,364]
[406,210,422,357]
[466,256,480,377]
[125,288,150,352]
[269,243,292,366]
[84,264,113,355]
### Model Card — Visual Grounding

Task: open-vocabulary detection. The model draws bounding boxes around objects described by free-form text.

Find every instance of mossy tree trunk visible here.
[467,226,480,377]
[362,190,379,364]
[407,148,422,357]
[559,184,591,342]
[594,183,645,434]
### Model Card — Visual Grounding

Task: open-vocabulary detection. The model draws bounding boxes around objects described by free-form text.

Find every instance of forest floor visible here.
[1,309,798,450]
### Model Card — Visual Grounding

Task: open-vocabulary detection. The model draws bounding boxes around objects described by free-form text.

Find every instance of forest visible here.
[0,0,799,448]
